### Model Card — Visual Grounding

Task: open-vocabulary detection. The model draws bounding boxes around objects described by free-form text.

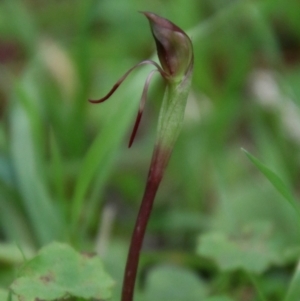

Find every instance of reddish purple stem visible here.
[121,144,171,301]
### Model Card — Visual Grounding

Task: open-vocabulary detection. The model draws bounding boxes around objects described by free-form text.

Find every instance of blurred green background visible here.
[1,0,300,300]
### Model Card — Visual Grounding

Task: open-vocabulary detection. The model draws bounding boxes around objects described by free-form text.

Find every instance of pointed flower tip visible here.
[140,11,184,34]
[141,11,193,81]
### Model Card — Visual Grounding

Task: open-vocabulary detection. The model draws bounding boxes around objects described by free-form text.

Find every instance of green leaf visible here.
[136,265,207,301]
[10,74,65,245]
[0,288,8,301]
[197,222,283,274]
[10,242,114,301]
[242,148,300,220]
[283,260,300,301]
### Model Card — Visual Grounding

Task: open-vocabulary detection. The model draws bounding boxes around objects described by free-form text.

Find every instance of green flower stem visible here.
[121,70,193,301]
[156,70,193,150]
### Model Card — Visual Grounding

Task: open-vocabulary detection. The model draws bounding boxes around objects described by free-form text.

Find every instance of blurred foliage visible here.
[10,242,114,301]
[1,0,300,300]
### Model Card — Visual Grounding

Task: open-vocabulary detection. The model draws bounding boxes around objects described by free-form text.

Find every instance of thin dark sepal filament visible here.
[88,60,166,104]
[121,143,171,301]
[128,69,158,148]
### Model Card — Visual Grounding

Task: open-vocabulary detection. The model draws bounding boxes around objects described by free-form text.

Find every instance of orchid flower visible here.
[89,12,193,301]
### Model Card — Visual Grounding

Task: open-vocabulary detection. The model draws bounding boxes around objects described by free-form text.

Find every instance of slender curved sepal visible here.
[128,69,158,147]
[89,60,166,103]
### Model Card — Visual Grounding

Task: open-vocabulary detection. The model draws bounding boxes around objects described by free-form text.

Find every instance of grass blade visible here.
[10,79,64,245]
[242,148,300,220]
[284,260,300,301]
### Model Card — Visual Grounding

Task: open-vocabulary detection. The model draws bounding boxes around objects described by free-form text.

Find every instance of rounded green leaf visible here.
[197,223,283,274]
[137,265,207,301]
[10,242,114,301]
